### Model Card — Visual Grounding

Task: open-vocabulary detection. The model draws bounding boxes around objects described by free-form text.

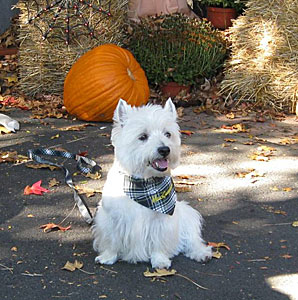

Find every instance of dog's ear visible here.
[164,98,177,120]
[113,98,130,125]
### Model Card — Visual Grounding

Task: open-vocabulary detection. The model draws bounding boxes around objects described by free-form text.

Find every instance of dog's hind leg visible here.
[177,201,212,262]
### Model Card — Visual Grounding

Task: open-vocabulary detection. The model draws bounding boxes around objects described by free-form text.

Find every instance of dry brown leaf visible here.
[40,223,71,233]
[0,151,28,164]
[175,185,192,193]
[143,268,176,278]
[84,172,102,180]
[26,163,59,171]
[62,260,83,272]
[224,138,237,143]
[58,124,95,131]
[49,178,59,187]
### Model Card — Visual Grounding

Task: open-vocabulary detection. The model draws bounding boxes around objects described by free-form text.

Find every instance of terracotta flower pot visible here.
[207,6,237,29]
[161,82,191,97]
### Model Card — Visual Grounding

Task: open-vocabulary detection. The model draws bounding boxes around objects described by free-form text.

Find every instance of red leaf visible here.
[40,223,71,233]
[24,180,50,195]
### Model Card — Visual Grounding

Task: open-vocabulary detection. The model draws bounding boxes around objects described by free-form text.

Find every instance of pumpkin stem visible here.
[127,68,135,81]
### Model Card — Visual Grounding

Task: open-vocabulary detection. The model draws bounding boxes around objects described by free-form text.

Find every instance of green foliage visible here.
[195,0,246,12]
[126,14,227,86]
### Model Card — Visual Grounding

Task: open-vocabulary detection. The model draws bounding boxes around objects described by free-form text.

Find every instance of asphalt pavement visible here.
[0,107,297,300]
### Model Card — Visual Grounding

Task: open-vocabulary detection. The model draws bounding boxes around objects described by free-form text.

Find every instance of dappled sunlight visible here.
[266,273,298,300]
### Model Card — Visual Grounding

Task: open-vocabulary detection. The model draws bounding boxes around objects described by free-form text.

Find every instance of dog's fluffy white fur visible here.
[92,98,212,269]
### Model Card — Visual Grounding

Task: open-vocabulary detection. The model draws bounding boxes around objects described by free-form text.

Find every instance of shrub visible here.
[126,13,227,86]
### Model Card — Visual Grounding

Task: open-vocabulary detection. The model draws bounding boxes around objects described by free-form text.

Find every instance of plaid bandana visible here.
[123,175,176,215]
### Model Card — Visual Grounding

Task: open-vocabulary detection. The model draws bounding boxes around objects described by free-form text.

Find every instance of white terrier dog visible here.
[92,98,212,269]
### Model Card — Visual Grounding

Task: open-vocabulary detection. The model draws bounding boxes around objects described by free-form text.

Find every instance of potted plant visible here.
[195,0,246,29]
[126,13,227,97]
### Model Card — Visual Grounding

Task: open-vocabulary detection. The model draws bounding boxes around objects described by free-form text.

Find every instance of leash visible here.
[27,148,101,225]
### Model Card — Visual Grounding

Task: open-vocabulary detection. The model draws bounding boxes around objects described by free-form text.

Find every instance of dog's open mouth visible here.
[151,158,169,172]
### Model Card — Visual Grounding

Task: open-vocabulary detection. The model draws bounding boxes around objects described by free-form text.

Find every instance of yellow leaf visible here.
[0,126,12,134]
[226,112,235,119]
[282,187,292,192]
[224,138,236,142]
[51,134,60,140]
[62,260,83,272]
[270,186,279,191]
[5,76,18,83]
[212,251,222,259]
[143,268,176,278]
[292,221,298,227]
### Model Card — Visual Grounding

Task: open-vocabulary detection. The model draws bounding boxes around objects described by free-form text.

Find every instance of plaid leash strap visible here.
[123,175,176,215]
[28,148,101,225]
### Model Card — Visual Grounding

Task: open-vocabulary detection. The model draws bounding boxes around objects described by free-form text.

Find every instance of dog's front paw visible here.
[95,251,118,265]
[186,245,213,263]
[151,253,172,269]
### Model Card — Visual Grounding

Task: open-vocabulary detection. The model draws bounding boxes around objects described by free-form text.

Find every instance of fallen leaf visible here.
[26,163,59,171]
[224,138,236,143]
[24,180,50,195]
[208,242,231,251]
[11,246,18,252]
[226,112,235,119]
[84,172,101,180]
[40,223,71,233]
[257,145,276,152]
[0,126,12,134]
[0,151,28,164]
[50,133,60,140]
[292,221,298,227]
[282,187,292,192]
[62,260,83,272]
[175,185,192,193]
[270,186,279,191]
[220,123,248,133]
[143,268,176,278]
[280,254,292,259]
[58,124,95,131]
[49,178,59,187]
[212,251,222,259]
[180,130,194,136]
[27,214,34,218]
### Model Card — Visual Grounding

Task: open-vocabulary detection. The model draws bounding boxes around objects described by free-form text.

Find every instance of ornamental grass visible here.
[17,0,128,97]
[220,0,298,112]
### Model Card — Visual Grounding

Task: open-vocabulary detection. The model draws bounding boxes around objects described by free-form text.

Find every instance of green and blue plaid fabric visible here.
[123,175,176,215]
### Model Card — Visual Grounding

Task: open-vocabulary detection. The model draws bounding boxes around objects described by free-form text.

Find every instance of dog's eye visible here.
[139,133,148,141]
[165,132,171,138]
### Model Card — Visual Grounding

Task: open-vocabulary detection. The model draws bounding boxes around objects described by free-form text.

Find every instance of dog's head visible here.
[111,98,181,178]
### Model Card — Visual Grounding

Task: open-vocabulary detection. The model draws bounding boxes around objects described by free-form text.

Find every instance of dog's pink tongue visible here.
[153,159,168,170]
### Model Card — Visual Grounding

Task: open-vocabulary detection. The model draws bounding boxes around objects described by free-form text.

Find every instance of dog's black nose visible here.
[158,146,170,157]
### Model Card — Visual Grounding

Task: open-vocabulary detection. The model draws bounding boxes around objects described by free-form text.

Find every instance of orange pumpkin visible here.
[63,44,150,121]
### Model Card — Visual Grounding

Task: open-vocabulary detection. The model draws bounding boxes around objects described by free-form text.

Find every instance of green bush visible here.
[126,13,227,86]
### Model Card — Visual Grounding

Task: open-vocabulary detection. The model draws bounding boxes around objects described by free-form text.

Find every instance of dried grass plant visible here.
[17,0,128,97]
[220,0,298,112]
